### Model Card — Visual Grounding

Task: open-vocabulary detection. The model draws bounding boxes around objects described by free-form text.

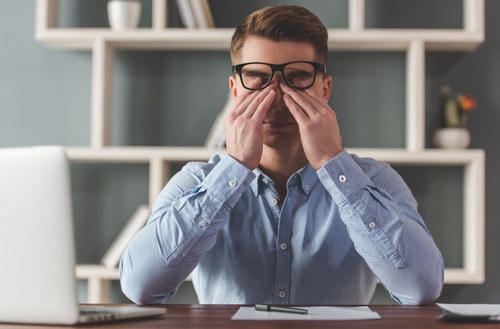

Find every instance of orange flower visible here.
[458,94,477,111]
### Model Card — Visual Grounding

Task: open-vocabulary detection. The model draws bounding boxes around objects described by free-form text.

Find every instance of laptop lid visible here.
[0,146,165,324]
[0,146,79,324]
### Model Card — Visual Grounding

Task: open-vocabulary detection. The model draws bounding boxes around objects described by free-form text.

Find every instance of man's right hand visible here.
[225,81,277,170]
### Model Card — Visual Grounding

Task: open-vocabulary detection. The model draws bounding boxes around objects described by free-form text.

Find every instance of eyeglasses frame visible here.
[231,61,327,91]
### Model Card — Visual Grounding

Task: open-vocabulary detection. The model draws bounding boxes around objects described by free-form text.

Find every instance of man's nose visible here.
[270,74,286,111]
[271,70,284,83]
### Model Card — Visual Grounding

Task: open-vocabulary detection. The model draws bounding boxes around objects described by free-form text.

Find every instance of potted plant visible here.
[433,85,476,149]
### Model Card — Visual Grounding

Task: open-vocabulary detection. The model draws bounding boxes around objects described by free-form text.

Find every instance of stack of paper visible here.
[438,303,500,322]
[232,306,381,321]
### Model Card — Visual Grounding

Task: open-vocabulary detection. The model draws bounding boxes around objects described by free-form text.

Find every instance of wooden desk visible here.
[0,304,494,328]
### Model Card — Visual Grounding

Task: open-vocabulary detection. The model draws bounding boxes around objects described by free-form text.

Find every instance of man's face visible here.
[229,36,332,150]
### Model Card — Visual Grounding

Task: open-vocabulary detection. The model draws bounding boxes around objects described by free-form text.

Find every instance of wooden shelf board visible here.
[36,28,483,51]
[64,146,485,165]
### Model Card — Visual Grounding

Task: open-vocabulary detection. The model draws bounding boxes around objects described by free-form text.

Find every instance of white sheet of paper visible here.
[231,306,381,321]
[437,303,500,317]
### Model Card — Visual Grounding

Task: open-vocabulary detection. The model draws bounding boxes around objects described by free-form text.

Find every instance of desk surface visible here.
[0,304,494,329]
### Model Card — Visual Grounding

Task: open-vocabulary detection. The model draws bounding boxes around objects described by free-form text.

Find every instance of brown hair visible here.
[230,5,328,64]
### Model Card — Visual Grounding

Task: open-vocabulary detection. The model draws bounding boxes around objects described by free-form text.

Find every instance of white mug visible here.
[107,0,141,31]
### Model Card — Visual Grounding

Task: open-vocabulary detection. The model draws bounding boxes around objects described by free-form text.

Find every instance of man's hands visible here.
[225,80,344,170]
[281,83,344,170]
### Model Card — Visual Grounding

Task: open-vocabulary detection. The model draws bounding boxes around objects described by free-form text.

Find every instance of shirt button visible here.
[338,175,347,183]
[262,178,269,184]
[200,221,207,227]
[271,198,278,205]
[304,184,310,191]
[228,179,237,187]
[278,290,286,298]
[368,221,376,229]
[280,243,287,250]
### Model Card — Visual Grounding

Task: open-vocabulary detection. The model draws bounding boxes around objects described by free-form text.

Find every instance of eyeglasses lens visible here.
[240,62,317,90]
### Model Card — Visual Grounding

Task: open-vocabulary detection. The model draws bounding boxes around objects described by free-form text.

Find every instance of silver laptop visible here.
[0,146,165,325]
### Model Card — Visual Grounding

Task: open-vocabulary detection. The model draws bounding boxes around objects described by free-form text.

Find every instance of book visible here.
[100,205,151,269]
[189,0,214,28]
[204,93,234,149]
[176,0,196,28]
[200,0,215,27]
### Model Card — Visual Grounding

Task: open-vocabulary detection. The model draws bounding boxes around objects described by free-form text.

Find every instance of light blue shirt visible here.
[120,151,444,305]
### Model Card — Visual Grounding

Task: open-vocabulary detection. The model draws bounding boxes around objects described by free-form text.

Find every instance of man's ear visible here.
[229,76,238,99]
[322,75,333,101]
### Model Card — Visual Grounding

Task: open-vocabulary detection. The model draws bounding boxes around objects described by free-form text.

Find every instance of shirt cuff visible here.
[316,150,373,204]
[202,154,256,207]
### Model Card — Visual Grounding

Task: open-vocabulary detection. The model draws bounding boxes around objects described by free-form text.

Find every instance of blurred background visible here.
[0,0,499,304]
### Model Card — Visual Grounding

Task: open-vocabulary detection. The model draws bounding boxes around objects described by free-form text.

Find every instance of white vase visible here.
[433,128,470,149]
[107,0,141,31]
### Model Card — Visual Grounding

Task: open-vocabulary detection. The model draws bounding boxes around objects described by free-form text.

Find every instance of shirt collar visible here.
[250,163,318,197]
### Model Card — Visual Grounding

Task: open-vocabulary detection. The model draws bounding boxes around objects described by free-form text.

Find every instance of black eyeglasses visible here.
[232,61,327,91]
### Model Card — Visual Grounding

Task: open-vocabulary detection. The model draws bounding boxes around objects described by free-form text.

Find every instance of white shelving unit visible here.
[35,0,485,303]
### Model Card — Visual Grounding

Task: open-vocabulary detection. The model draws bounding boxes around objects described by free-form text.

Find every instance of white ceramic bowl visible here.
[107,0,141,31]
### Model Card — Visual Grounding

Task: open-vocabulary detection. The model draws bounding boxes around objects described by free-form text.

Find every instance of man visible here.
[120,5,444,305]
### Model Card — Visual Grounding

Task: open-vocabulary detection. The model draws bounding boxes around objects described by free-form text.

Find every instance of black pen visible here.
[255,303,309,314]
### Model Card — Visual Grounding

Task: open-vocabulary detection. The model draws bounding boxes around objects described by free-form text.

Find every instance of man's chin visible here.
[263,134,301,150]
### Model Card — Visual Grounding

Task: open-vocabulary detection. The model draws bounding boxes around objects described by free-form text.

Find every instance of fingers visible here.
[283,93,307,122]
[224,81,277,169]
[279,82,328,118]
[231,80,278,119]
[279,82,344,168]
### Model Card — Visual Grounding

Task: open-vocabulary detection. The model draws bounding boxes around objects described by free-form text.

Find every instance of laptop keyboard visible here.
[79,307,119,322]
[80,309,115,316]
